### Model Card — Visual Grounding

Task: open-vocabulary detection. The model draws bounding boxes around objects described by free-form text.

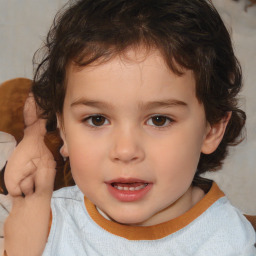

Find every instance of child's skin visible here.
[4,155,55,256]
[4,48,230,254]
[4,96,56,256]
[59,48,230,226]
[4,95,55,197]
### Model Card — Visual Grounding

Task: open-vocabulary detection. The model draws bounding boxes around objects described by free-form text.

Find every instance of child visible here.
[4,0,256,255]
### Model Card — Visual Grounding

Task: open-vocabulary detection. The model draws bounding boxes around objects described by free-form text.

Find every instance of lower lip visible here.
[106,183,152,202]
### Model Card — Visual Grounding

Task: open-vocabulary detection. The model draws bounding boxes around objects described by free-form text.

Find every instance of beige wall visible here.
[0,0,255,214]
[203,0,256,214]
[0,0,68,81]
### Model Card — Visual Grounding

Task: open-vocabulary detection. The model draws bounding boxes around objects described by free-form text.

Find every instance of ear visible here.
[201,112,231,154]
[57,115,69,157]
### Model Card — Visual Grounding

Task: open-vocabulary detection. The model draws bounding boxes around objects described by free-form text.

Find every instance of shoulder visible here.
[207,196,253,231]
[48,186,89,240]
[187,180,256,254]
[52,185,83,200]
[196,196,256,254]
[50,185,85,212]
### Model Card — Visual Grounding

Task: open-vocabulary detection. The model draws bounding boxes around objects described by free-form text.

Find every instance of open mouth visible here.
[111,182,148,191]
[106,179,152,202]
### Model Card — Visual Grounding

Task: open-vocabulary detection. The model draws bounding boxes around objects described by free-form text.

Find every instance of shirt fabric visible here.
[42,182,256,256]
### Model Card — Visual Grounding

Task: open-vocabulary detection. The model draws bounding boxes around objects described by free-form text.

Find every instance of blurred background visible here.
[0,0,255,214]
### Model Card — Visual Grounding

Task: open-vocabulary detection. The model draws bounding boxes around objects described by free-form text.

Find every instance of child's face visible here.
[60,49,213,226]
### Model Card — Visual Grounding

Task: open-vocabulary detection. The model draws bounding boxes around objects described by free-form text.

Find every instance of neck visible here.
[135,185,205,226]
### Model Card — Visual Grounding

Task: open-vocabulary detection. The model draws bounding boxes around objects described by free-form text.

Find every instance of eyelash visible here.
[82,115,110,127]
[82,114,174,129]
[146,115,174,128]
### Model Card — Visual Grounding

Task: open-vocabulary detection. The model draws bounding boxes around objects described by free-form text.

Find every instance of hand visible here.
[4,154,56,256]
[3,94,56,255]
[4,95,53,197]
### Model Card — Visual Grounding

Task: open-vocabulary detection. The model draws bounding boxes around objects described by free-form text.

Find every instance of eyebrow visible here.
[70,98,188,110]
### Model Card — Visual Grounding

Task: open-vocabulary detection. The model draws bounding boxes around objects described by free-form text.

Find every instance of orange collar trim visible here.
[84,182,224,240]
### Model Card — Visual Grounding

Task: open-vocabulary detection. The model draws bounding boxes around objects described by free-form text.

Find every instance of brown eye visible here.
[147,115,172,127]
[85,115,109,127]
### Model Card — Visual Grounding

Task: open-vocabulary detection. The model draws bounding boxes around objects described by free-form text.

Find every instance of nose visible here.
[109,127,145,164]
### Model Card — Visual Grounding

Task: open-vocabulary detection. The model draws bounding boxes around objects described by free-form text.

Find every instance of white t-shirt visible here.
[43,182,256,256]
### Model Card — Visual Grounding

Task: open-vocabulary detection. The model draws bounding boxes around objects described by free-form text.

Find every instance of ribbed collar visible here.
[84,182,224,240]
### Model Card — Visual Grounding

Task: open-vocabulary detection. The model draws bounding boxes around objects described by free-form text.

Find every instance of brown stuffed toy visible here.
[0,78,74,193]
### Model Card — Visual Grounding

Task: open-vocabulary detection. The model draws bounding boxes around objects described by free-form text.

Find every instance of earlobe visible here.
[60,143,69,158]
[201,112,232,154]
[57,115,69,157]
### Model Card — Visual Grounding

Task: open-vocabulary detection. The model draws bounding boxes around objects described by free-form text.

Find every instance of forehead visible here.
[64,48,197,106]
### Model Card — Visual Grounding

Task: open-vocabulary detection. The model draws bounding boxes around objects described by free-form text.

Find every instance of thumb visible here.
[34,155,56,197]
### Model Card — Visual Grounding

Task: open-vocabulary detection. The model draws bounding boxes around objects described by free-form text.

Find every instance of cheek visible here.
[66,135,107,182]
[151,127,204,180]
[158,131,203,164]
[69,145,97,172]
[152,138,201,200]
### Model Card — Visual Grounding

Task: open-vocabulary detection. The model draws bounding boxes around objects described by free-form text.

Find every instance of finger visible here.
[19,174,35,197]
[5,160,37,197]
[23,94,39,127]
[34,155,56,196]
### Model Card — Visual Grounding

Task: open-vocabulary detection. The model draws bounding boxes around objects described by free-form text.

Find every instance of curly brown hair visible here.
[32,0,246,175]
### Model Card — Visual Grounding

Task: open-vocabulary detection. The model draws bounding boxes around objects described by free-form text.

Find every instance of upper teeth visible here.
[114,184,148,191]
